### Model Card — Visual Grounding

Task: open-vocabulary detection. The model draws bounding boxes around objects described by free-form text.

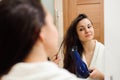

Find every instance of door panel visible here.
[76,0,100,4]
[63,0,104,43]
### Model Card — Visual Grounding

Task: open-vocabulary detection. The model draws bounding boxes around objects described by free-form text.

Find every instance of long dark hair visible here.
[0,0,45,76]
[62,14,88,74]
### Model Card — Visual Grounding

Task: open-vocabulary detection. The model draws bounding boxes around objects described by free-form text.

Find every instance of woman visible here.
[63,14,105,80]
[0,0,83,80]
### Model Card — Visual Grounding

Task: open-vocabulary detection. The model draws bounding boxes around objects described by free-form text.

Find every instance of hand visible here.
[89,67,104,80]
[49,54,61,65]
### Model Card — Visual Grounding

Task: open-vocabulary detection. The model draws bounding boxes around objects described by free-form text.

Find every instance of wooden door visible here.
[63,0,104,43]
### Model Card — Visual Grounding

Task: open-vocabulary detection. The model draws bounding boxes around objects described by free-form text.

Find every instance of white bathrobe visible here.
[82,40,105,80]
[1,61,84,80]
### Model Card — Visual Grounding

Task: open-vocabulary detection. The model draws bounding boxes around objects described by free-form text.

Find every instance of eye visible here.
[79,28,85,31]
[88,26,91,28]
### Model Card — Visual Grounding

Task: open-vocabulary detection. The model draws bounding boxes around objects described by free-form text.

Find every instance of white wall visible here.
[41,0,54,17]
[104,0,120,79]
[54,0,63,46]
[54,0,64,67]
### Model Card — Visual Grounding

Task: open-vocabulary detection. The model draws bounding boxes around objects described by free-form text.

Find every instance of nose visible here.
[85,27,89,33]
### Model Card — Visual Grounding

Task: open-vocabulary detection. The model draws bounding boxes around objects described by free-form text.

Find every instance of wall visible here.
[104,0,120,79]
[41,0,54,17]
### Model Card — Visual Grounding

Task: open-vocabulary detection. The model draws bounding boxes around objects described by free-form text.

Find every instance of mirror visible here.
[42,0,120,79]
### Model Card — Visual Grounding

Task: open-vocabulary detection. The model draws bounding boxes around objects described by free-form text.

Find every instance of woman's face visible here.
[42,12,58,58]
[76,18,94,42]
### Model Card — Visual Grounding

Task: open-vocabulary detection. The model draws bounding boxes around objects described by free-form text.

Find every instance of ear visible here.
[39,32,44,42]
[38,26,47,43]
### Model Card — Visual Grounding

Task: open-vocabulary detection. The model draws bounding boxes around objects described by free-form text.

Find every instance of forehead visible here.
[77,18,91,28]
[78,18,91,25]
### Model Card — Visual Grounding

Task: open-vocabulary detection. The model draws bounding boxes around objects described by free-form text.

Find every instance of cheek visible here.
[91,29,95,36]
[78,31,85,37]
[78,33,84,41]
[51,30,58,46]
[47,29,59,57]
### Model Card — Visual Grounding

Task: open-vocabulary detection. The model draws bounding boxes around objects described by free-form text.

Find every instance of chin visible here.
[84,38,93,42]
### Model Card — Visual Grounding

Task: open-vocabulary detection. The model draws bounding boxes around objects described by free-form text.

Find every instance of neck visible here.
[24,40,48,63]
[82,40,96,54]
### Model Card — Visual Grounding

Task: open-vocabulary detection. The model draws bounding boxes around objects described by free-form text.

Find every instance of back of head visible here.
[0,0,45,76]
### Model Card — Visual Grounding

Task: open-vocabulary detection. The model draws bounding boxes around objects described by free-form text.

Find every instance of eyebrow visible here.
[79,26,84,28]
[88,23,91,26]
[77,23,92,28]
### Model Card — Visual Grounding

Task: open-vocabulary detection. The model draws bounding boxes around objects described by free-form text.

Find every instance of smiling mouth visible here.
[85,34,92,37]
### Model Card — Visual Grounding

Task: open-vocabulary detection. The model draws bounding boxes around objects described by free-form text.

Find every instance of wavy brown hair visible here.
[62,14,89,74]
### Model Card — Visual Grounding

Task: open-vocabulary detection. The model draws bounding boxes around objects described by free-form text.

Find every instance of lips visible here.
[85,34,92,37]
